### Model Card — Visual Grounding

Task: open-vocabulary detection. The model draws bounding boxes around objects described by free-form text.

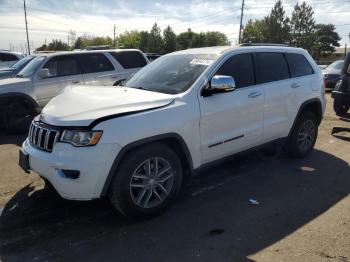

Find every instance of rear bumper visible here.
[22,139,121,200]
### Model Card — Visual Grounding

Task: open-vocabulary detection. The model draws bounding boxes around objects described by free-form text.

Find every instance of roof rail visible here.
[239,43,290,47]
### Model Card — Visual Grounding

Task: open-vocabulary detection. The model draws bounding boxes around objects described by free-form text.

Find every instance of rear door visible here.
[199,53,264,164]
[254,52,294,142]
[34,55,84,105]
[77,53,116,86]
[109,51,148,84]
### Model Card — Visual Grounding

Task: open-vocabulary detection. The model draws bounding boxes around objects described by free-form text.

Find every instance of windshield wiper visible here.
[16,74,24,78]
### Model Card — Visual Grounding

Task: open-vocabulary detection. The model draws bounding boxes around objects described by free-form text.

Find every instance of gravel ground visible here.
[0,93,349,262]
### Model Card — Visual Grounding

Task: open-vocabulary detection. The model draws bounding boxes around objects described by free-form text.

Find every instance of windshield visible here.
[327,60,344,71]
[11,56,34,69]
[125,53,218,94]
[17,56,46,78]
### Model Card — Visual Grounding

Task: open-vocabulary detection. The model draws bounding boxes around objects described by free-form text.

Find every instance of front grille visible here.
[28,122,60,152]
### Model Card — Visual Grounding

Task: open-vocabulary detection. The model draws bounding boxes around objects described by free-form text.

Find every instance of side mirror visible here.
[37,68,50,79]
[203,75,236,96]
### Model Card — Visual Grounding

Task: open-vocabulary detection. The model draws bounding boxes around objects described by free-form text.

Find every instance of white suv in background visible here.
[0,50,24,68]
[20,45,326,219]
[0,49,148,131]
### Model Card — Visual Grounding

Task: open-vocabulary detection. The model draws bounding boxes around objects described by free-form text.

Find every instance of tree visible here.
[204,32,229,46]
[264,0,290,43]
[73,37,84,49]
[290,2,315,52]
[242,1,290,44]
[139,31,149,52]
[242,19,268,43]
[163,26,176,53]
[36,39,69,51]
[313,24,341,59]
[176,30,197,50]
[118,31,141,49]
[148,23,163,53]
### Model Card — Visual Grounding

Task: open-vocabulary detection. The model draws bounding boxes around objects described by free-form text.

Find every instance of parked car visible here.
[20,45,325,219]
[332,55,350,115]
[318,64,328,70]
[145,53,161,62]
[0,50,24,68]
[0,55,35,80]
[323,60,344,89]
[0,49,149,132]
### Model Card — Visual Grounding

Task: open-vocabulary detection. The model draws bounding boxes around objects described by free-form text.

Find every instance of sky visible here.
[0,0,349,53]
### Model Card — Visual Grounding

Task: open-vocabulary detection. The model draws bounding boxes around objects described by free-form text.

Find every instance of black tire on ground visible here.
[0,99,36,134]
[109,143,183,219]
[284,111,318,158]
[334,99,349,116]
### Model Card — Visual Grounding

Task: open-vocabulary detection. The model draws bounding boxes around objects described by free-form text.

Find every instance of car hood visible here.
[0,77,31,89]
[41,86,175,127]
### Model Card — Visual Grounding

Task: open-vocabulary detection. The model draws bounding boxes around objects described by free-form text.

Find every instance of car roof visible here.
[172,45,306,56]
[37,49,143,57]
[0,50,23,56]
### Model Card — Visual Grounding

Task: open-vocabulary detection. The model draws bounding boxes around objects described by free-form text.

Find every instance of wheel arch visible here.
[0,92,39,112]
[289,98,322,137]
[100,133,194,197]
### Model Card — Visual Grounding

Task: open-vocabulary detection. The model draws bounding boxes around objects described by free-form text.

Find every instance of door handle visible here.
[72,80,80,84]
[291,83,300,89]
[248,91,262,98]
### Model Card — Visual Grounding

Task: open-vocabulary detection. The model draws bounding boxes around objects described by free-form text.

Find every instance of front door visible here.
[34,55,84,106]
[199,53,264,164]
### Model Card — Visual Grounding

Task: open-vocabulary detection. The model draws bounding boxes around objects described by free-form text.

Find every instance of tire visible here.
[334,99,349,116]
[109,143,183,219]
[0,100,35,134]
[284,111,318,158]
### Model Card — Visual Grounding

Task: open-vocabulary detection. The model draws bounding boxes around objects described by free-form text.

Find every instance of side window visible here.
[0,53,18,62]
[254,52,290,84]
[109,51,147,69]
[216,53,255,88]
[43,55,81,77]
[77,53,114,73]
[286,53,314,77]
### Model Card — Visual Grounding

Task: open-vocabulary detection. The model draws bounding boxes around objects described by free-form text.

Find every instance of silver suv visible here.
[0,49,149,132]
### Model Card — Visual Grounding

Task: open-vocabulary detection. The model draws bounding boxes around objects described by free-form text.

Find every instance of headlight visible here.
[60,130,103,147]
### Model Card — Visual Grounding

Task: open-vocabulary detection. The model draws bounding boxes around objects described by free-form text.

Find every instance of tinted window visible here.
[255,53,289,84]
[43,55,81,77]
[110,51,147,69]
[77,53,114,73]
[216,53,255,88]
[286,53,314,77]
[0,53,19,62]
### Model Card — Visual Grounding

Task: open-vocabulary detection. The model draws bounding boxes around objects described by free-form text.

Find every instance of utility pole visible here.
[68,34,70,47]
[113,24,116,47]
[238,0,245,44]
[24,0,31,55]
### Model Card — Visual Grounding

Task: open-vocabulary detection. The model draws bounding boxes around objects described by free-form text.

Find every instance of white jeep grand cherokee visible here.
[20,45,326,218]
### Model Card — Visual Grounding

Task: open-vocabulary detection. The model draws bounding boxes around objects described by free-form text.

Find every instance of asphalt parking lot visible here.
[0,93,349,262]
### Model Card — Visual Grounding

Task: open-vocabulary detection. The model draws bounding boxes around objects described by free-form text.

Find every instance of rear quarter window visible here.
[77,53,114,73]
[0,53,19,62]
[109,51,147,69]
[286,53,314,77]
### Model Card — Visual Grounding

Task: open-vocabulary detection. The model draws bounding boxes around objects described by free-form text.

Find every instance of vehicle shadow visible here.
[0,149,349,261]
